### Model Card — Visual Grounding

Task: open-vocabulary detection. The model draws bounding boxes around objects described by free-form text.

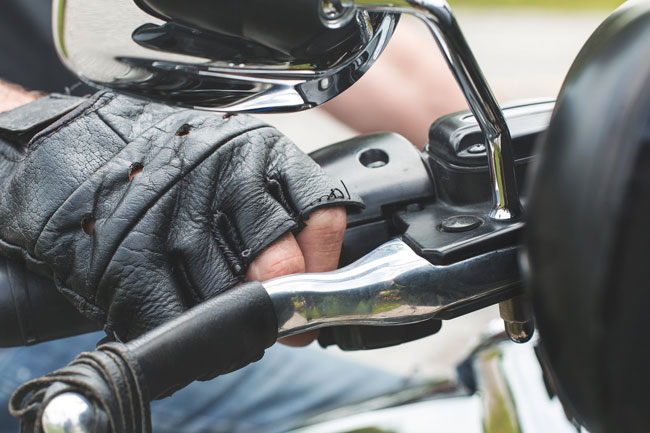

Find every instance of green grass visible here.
[449,0,624,10]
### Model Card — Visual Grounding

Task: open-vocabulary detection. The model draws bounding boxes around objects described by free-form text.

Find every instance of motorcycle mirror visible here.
[53,0,398,112]
[55,0,522,222]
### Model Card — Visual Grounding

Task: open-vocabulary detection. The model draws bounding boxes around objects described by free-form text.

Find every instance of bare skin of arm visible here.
[0,79,345,347]
[322,19,468,149]
[0,79,44,112]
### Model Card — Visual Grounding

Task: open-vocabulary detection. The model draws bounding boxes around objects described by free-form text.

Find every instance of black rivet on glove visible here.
[175,124,192,136]
[128,162,144,181]
[222,114,233,121]
[81,213,96,235]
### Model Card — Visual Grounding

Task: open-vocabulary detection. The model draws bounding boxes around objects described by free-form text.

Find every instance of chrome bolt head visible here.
[42,393,95,433]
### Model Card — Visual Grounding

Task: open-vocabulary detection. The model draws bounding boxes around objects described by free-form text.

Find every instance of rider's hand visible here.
[0,91,362,341]
[247,206,347,347]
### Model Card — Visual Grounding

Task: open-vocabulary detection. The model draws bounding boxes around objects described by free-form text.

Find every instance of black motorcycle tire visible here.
[526,3,650,432]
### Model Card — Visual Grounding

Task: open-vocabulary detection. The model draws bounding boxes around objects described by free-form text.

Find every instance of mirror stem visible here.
[347,0,522,220]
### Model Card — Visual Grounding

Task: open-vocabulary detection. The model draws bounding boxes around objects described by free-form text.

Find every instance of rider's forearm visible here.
[0,79,43,113]
[322,22,467,149]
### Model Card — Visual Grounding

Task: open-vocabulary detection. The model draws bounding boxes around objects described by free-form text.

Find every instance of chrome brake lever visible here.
[264,239,522,339]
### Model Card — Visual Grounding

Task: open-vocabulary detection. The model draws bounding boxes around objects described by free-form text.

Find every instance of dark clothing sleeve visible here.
[0,0,86,93]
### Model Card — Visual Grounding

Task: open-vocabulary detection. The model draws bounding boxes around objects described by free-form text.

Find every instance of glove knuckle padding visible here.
[0,92,362,340]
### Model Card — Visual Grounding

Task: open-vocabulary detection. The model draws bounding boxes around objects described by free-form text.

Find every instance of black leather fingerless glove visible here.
[0,91,362,340]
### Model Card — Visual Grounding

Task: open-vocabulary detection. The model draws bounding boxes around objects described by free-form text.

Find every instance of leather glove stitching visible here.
[23,109,268,307]
[265,140,302,219]
[2,106,265,314]
[56,276,108,323]
[239,218,298,264]
[299,180,353,218]
[27,92,114,151]
[11,95,125,258]
[211,210,247,276]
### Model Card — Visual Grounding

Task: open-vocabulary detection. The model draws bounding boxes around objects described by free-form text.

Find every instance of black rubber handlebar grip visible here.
[124,280,278,399]
[8,281,278,432]
[0,257,99,347]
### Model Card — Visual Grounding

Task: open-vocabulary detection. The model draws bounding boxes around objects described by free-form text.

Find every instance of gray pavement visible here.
[256,8,613,378]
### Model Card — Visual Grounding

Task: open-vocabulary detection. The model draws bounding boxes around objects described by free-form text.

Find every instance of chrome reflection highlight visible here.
[42,393,95,433]
[320,0,357,27]
[500,295,535,344]
[265,239,521,338]
[53,0,397,112]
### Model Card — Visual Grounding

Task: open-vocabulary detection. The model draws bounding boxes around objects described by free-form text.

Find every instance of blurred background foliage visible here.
[450,0,624,9]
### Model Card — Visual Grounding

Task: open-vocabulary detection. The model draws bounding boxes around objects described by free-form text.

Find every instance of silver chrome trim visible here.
[42,393,95,433]
[53,0,397,113]
[265,239,521,338]
[345,0,522,221]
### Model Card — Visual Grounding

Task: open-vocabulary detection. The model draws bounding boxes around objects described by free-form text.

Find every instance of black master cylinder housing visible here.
[134,0,365,65]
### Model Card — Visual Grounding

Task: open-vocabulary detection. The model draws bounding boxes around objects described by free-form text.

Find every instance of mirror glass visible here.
[54,0,398,112]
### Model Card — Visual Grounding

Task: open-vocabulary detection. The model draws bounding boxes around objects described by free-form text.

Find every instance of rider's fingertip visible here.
[297,206,346,273]
[245,233,305,282]
[299,206,347,250]
[307,206,347,233]
[278,330,320,347]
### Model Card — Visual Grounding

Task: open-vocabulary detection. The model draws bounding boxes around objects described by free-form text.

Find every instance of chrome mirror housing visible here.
[53,0,398,112]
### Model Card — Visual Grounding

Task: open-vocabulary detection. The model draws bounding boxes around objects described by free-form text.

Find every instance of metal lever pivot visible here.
[338,0,523,220]
[265,239,522,338]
